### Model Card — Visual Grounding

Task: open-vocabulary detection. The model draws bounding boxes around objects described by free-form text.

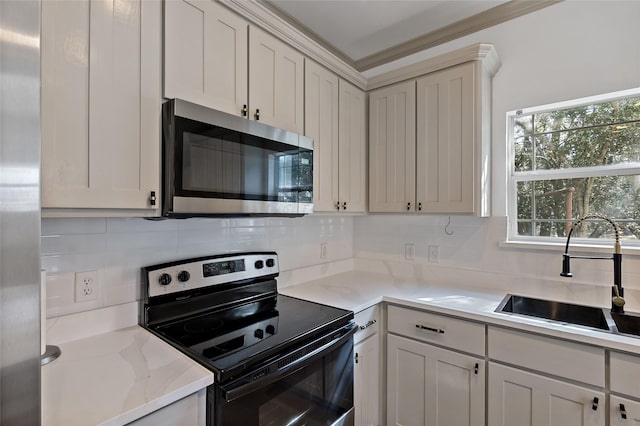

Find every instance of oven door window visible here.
[175,117,312,203]
[213,338,353,426]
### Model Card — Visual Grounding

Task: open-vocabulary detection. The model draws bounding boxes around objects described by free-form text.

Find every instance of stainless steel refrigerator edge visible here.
[0,1,42,424]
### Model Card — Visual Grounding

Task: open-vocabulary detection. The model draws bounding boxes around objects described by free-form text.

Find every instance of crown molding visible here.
[257,0,357,69]
[367,43,502,91]
[221,0,367,89]
[355,0,562,72]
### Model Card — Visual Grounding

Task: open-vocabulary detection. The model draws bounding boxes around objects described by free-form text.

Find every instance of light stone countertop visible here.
[41,326,213,426]
[42,267,640,426]
[279,270,640,354]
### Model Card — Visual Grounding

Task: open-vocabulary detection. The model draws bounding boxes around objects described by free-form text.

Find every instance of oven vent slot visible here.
[277,338,327,370]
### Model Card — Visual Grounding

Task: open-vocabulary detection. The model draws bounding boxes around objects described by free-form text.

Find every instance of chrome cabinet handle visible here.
[415,324,445,334]
[255,109,260,120]
[592,397,599,411]
[358,319,377,330]
[241,104,247,117]
[149,191,156,206]
[620,403,627,419]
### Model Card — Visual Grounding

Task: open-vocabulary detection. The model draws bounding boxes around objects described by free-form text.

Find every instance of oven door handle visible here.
[220,322,356,402]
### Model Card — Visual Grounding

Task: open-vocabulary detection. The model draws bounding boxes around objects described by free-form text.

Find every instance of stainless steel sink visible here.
[496,294,640,339]
[496,294,611,331]
[611,311,640,337]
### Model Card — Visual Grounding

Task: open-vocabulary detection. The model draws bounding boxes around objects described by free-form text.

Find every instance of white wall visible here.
[42,216,353,317]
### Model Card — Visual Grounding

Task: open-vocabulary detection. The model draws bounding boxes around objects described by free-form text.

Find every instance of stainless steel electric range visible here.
[140,252,356,426]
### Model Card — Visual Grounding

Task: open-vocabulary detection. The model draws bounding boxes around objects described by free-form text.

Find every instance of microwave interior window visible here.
[179,126,312,202]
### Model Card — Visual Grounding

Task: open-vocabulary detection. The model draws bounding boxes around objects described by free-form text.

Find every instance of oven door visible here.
[210,325,355,426]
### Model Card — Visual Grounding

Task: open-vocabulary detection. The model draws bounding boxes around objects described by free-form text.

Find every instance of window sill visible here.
[500,239,640,256]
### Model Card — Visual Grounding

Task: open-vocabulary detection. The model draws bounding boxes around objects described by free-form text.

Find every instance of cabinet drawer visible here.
[354,305,380,344]
[610,351,640,397]
[488,326,604,387]
[387,305,485,355]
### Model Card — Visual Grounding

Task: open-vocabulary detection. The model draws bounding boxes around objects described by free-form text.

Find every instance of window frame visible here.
[507,87,640,246]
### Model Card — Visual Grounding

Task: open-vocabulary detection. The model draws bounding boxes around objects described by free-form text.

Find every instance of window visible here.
[509,88,640,243]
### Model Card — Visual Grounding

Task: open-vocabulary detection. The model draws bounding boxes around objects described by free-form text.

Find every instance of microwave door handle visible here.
[220,324,356,402]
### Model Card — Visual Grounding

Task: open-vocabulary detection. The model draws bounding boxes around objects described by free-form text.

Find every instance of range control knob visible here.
[158,273,172,286]
[177,270,191,282]
[254,260,264,269]
[265,324,275,335]
[254,329,264,339]
[266,258,275,268]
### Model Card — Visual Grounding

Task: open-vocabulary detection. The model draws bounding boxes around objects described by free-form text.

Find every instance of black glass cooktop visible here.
[150,294,353,381]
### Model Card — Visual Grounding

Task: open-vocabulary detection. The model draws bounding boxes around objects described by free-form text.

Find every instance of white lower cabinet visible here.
[488,363,604,426]
[610,351,640,425]
[354,306,381,426]
[386,334,484,426]
[386,305,485,426]
[611,396,640,425]
[355,333,381,426]
[127,389,206,426]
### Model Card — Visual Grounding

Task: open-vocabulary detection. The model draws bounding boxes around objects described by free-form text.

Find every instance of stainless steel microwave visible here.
[161,99,313,217]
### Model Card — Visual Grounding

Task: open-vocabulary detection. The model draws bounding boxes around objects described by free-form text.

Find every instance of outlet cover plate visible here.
[75,271,98,302]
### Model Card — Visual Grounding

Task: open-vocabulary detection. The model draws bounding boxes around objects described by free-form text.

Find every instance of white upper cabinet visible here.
[249,26,304,134]
[305,62,366,213]
[164,1,304,134]
[41,0,161,214]
[368,44,499,216]
[164,0,248,117]
[369,81,416,212]
[305,60,340,212]
[337,79,367,213]
[417,62,475,213]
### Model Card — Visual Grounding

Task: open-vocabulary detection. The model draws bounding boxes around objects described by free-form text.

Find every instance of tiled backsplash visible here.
[42,215,353,317]
[43,213,640,319]
[354,215,640,299]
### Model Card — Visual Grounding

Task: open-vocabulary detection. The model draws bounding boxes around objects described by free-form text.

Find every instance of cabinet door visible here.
[416,62,475,213]
[164,0,248,117]
[305,60,339,212]
[338,80,367,213]
[611,396,640,426]
[369,81,416,212]
[249,26,304,134]
[387,334,484,426]
[128,389,206,426]
[41,0,161,212]
[488,363,605,426]
[354,333,380,426]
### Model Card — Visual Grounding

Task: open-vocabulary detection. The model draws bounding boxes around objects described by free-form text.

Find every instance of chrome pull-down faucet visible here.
[560,213,625,313]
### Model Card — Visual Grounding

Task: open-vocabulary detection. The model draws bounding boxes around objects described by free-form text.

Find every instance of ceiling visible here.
[264,0,560,71]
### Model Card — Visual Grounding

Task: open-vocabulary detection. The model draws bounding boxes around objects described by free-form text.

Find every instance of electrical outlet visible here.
[320,243,328,259]
[75,271,98,302]
[405,243,415,261]
[428,245,440,263]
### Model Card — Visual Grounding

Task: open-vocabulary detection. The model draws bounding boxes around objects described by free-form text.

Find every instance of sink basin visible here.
[496,294,611,331]
[611,311,640,337]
